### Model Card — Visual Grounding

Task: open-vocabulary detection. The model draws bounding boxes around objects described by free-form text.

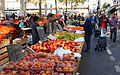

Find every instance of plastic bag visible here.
[54,47,81,58]
[47,34,57,40]
[74,37,84,42]
[75,30,85,34]
[54,47,72,58]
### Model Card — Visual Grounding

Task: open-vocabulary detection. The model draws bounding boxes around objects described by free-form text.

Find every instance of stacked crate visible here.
[0,39,10,66]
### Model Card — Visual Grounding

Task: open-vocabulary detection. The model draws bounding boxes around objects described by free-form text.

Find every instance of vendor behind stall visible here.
[30,16,40,44]
[18,17,27,27]
[46,13,62,34]
[9,18,24,39]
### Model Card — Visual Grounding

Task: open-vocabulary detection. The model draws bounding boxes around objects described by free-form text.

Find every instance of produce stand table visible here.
[0,31,85,75]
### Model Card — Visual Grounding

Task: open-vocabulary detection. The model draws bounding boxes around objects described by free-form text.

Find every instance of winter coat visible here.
[80,18,92,36]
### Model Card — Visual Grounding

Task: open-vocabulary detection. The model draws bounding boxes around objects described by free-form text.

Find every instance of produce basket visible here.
[43,62,55,71]
[22,62,34,70]
[56,65,76,73]
[58,61,76,66]
[54,72,73,75]
[0,70,34,75]
[2,62,17,70]
[31,62,44,71]
[35,70,54,75]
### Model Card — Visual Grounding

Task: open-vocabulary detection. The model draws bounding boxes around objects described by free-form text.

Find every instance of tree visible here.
[58,0,86,12]
[55,0,58,14]
[17,0,46,16]
[0,0,5,16]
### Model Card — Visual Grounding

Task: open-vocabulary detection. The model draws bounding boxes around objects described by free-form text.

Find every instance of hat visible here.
[47,13,54,18]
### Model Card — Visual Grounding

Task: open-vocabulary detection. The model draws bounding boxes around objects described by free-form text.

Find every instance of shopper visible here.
[62,12,67,25]
[77,14,81,21]
[90,13,97,32]
[74,15,77,20]
[30,16,40,44]
[109,14,118,42]
[79,14,92,52]
[11,13,16,20]
[95,13,100,28]
[80,13,84,21]
[99,13,108,35]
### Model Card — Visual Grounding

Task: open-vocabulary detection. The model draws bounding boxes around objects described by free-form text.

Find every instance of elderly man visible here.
[80,14,92,52]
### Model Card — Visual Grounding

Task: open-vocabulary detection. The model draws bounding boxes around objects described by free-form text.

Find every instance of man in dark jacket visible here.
[90,13,97,32]
[80,15,92,52]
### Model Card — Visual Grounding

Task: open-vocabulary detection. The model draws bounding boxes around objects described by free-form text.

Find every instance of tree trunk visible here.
[50,4,52,13]
[71,0,73,11]
[20,0,24,16]
[0,0,5,16]
[65,0,67,13]
[45,3,47,16]
[55,0,58,14]
[24,1,27,16]
[39,0,42,16]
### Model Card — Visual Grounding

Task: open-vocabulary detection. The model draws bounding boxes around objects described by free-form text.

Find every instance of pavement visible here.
[78,29,120,75]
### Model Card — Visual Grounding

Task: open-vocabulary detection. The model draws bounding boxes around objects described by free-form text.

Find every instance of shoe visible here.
[85,50,90,52]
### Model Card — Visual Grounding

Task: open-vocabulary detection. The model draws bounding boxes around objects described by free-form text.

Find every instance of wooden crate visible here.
[0,39,10,49]
[0,47,7,54]
[0,57,9,66]
[0,52,8,60]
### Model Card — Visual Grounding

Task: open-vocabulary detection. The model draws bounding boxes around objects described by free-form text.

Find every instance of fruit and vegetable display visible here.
[0,26,16,39]
[64,26,84,30]
[30,40,81,53]
[54,32,84,41]
[1,53,78,75]
[67,20,79,25]
[79,21,85,24]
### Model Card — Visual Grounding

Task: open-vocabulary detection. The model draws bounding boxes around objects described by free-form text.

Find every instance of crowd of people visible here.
[0,12,119,52]
[63,13,119,52]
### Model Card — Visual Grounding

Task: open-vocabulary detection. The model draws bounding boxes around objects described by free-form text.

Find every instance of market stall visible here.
[0,31,84,75]
[0,14,85,75]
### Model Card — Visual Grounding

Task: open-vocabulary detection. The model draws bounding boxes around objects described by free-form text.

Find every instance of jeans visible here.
[110,28,117,42]
[85,34,91,50]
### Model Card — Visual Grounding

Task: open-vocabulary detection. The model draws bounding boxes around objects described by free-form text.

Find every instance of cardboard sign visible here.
[37,27,46,41]
[7,44,23,61]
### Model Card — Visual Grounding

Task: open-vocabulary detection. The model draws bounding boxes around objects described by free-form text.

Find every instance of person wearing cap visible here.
[79,14,92,52]
[109,14,118,42]
[46,13,62,34]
